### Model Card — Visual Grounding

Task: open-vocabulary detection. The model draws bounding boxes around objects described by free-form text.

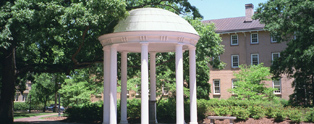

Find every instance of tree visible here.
[254,0,314,106]
[0,0,206,123]
[229,64,276,100]
[59,66,103,107]
[29,73,56,112]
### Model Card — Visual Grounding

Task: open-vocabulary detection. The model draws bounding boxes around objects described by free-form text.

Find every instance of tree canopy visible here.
[254,0,314,106]
[0,0,223,123]
[229,64,276,100]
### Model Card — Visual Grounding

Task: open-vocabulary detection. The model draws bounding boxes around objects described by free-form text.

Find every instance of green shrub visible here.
[66,102,103,122]
[288,109,303,123]
[248,106,265,119]
[305,108,314,122]
[265,107,277,118]
[197,99,210,119]
[213,106,231,116]
[126,99,141,121]
[231,106,250,120]
[14,102,29,111]
[274,110,285,122]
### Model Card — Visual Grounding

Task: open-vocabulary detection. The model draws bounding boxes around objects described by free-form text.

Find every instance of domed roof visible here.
[114,8,198,35]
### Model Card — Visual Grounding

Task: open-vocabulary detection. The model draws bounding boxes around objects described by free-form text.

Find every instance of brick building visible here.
[14,81,32,102]
[203,4,294,100]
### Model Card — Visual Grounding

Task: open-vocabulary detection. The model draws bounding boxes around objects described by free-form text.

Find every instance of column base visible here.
[119,120,128,124]
[149,100,158,124]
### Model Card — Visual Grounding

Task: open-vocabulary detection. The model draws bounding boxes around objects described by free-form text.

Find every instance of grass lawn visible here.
[14,112,55,119]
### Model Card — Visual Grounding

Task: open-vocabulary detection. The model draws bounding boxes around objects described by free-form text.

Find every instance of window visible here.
[15,93,19,101]
[251,54,259,65]
[273,80,281,94]
[231,34,238,45]
[213,80,220,94]
[22,94,27,101]
[231,55,239,68]
[251,33,258,44]
[272,52,280,61]
[271,36,277,43]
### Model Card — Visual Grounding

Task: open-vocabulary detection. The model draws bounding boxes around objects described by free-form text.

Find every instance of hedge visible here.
[65,99,314,123]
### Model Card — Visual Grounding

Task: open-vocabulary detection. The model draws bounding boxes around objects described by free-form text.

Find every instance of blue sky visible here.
[189,0,268,20]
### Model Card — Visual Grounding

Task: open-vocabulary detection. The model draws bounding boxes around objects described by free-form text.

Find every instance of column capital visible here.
[102,46,111,51]
[176,43,184,47]
[140,42,149,45]
[188,45,196,50]
[120,51,129,54]
[149,52,157,55]
[111,44,119,48]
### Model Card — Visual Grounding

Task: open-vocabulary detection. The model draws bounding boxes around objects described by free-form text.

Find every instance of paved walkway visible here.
[14,113,87,124]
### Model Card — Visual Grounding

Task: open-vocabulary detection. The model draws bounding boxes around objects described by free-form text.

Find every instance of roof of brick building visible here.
[202,16,265,33]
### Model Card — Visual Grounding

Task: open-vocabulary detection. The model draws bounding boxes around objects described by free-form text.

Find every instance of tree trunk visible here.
[43,96,47,112]
[0,47,16,124]
[312,75,314,106]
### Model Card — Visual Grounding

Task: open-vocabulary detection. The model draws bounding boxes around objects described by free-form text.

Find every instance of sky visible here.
[189,0,269,20]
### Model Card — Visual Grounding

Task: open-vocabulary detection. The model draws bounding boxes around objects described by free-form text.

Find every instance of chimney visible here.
[245,3,254,22]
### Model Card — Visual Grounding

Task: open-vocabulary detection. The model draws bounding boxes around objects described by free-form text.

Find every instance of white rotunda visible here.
[98,7,200,124]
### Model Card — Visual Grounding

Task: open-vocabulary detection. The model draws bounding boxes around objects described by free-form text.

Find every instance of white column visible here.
[120,52,128,124]
[103,46,110,124]
[141,43,149,124]
[110,44,118,124]
[175,44,184,124]
[189,46,197,124]
[149,52,158,124]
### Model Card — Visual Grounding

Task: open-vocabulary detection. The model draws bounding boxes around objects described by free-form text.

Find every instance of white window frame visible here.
[231,55,239,68]
[213,79,220,94]
[251,33,259,44]
[271,36,277,43]
[273,79,281,94]
[231,34,238,45]
[272,52,280,61]
[251,54,259,65]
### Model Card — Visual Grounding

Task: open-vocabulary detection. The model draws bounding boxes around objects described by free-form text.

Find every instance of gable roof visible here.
[203,16,265,34]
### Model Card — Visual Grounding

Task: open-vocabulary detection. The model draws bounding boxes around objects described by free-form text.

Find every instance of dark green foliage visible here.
[265,107,280,118]
[254,0,314,106]
[197,99,210,119]
[288,109,303,123]
[305,108,314,122]
[13,102,28,111]
[231,107,250,120]
[125,99,141,122]
[213,106,231,116]
[274,111,285,122]
[248,106,265,119]
[66,102,103,122]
